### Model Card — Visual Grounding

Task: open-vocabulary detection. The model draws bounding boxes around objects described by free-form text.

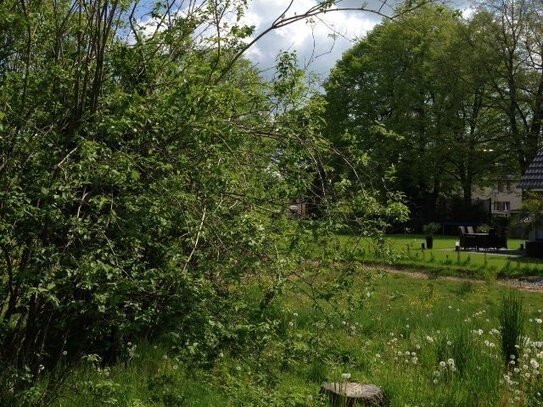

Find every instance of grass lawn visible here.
[50,270,543,407]
[334,234,543,278]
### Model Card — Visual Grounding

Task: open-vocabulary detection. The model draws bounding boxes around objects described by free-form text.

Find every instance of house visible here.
[472,178,523,217]
[518,149,543,194]
[518,149,543,257]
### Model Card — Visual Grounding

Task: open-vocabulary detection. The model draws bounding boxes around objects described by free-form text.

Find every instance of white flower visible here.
[536,318,542,324]
[341,373,351,380]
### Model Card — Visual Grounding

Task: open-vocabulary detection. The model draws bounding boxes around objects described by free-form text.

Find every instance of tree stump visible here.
[320,382,387,407]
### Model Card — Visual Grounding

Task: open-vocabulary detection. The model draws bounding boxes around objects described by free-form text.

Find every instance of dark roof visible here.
[519,149,543,190]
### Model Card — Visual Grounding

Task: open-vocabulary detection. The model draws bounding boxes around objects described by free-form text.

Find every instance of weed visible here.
[499,291,525,365]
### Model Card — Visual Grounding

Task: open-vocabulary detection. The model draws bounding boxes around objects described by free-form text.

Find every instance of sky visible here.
[240,0,472,80]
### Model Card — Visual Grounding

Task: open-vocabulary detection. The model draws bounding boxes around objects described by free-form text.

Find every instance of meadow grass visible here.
[49,271,543,407]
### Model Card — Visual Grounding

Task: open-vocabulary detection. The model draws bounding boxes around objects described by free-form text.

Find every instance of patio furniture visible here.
[458,227,507,251]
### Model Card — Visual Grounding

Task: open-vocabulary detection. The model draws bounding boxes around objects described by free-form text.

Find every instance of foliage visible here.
[499,291,525,365]
[517,193,543,240]
[323,2,543,225]
[422,222,441,236]
[0,0,410,403]
[474,0,543,172]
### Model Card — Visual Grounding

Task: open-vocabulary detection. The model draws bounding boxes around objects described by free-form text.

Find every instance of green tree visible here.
[0,0,414,401]
[324,4,510,223]
[473,0,543,172]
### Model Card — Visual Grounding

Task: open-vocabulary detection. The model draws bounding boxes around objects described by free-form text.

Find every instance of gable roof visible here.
[519,149,543,190]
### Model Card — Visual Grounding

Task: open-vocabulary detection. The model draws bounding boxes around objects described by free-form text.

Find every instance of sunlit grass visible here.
[332,234,543,278]
[50,272,543,407]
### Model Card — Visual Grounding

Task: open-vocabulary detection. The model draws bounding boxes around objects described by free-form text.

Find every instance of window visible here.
[493,201,510,211]
[507,181,513,193]
[497,181,505,193]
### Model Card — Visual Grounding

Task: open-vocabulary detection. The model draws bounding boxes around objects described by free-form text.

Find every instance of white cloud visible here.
[461,6,476,19]
[241,0,381,78]
[129,0,473,79]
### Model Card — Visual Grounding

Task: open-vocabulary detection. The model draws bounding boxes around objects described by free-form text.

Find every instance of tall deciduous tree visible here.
[473,0,543,172]
[324,4,511,223]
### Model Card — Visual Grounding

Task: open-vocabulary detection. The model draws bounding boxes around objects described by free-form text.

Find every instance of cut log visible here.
[320,382,387,407]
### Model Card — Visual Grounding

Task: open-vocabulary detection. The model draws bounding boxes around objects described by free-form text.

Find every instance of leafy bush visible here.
[422,223,441,236]
[0,1,407,401]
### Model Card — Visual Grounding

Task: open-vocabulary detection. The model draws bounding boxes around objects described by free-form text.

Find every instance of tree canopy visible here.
[324,1,542,225]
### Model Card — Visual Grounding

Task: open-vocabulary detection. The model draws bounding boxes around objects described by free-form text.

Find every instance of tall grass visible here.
[45,273,543,407]
[499,291,525,364]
